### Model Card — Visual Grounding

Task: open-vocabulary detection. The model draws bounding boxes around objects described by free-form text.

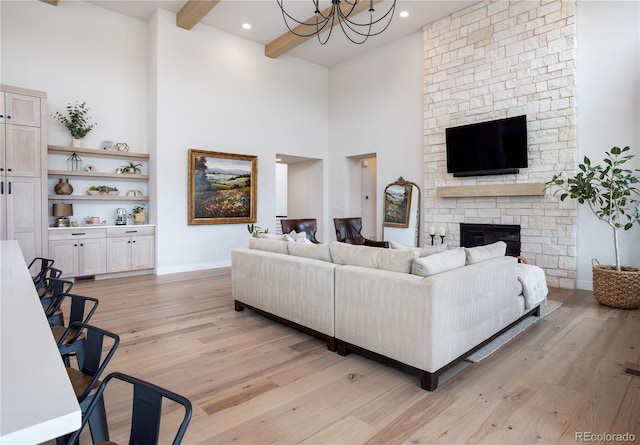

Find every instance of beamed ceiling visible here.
[36,0,478,67]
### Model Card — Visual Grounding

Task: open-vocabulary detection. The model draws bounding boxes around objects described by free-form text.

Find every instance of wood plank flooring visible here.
[46,269,639,444]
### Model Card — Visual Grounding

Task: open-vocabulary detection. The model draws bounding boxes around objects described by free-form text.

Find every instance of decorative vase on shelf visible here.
[133,211,146,225]
[71,138,82,148]
[54,178,73,195]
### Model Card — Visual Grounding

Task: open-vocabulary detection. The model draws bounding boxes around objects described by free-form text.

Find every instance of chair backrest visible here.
[333,217,365,244]
[29,257,54,284]
[57,322,120,403]
[53,293,100,332]
[33,265,62,288]
[281,218,319,243]
[67,371,193,445]
[36,277,73,316]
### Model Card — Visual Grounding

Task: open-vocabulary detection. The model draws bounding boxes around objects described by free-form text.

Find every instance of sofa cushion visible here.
[376,248,419,273]
[249,237,289,255]
[411,248,466,277]
[464,241,507,265]
[288,242,332,262]
[329,241,378,268]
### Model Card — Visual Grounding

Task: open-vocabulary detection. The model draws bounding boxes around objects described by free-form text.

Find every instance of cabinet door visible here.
[5,93,41,127]
[131,235,155,270]
[78,238,107,276]
[49,239,79,278]
[5,177,42,262]
[4,125,41,177]
[106,236,132,273]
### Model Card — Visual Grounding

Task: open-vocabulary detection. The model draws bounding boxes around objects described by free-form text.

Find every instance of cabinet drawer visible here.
[107,226,155,238]
[49,228,107,241]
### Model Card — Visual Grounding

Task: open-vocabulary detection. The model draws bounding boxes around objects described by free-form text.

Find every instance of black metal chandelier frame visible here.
[277,0,397,45]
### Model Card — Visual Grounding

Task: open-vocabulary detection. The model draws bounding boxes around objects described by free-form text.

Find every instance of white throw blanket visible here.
[517,263,548,309]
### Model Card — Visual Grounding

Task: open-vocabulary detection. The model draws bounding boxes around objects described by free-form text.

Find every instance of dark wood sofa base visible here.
[336,305,541,391]
[234,300,336,352]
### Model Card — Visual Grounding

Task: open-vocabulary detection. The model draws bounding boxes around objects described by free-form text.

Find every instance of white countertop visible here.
[0,240,81,444]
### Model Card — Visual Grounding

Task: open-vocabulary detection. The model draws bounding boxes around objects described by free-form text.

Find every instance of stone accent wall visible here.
[423,0,577,288]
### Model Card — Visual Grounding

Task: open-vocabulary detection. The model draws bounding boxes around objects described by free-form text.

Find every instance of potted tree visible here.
[53,101,97,147]
[545,146,640,308]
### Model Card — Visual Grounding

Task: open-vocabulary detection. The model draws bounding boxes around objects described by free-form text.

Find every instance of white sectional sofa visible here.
[231,238,547,390]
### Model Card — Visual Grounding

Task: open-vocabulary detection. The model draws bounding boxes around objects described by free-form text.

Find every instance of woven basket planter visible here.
[592,259,640,309]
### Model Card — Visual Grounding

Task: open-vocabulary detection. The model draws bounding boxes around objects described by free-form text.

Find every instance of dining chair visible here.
[51,294,100,362]
[333,217,389,248]
[36,276,74,326]
[56,322,120,445]
[280,218,320,243]
[65,371,193,445]
[28,257,55,285]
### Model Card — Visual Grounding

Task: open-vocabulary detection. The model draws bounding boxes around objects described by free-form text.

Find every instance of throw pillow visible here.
[283,230,308,242]
[389,240,412,250]
[464,241,507,265]
[329,241,379,269]
[260,233,286,241]
[288,242,332,262]
[417,243,448,257]
[411,248,466,277]
[376,248,419,273]
[248,237,289,255]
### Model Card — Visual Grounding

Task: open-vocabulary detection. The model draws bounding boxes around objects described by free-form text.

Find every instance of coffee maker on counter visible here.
[115,208,127,225]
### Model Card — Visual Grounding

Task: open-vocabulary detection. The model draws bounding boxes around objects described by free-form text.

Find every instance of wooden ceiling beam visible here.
[265,0,383,59]
[176,0,220,30]
[39,0,58,6]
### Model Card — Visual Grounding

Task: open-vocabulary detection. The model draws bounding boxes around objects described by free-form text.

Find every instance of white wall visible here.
[575,1,640,289]
[1,0,148,226]
[151,9,328,273]
[328,31,425,240]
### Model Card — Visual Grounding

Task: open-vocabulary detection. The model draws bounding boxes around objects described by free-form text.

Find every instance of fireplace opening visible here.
[460,223,521,257]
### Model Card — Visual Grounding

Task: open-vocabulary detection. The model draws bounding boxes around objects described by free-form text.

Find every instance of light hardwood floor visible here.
[52,269,639,444]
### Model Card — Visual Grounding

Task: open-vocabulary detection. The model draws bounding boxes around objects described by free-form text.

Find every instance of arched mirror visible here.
[382,177,421,247]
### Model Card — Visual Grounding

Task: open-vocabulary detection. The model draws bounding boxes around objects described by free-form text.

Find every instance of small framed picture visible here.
[102,140,113,150]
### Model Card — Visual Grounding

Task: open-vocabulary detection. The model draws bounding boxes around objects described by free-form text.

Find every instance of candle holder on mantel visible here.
[440,235,446,244]
[430,234,436,245]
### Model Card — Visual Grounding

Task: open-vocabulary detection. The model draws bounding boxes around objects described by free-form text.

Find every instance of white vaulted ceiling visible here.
[81,0,477,67]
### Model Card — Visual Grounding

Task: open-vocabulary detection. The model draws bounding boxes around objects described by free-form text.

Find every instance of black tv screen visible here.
[446,115,528,177]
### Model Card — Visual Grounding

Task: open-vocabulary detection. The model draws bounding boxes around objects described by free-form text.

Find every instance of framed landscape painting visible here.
[188,149,257,225]
[383,182,412,228]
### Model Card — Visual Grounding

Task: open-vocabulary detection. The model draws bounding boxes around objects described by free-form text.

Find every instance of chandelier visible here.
[277,0,397,45]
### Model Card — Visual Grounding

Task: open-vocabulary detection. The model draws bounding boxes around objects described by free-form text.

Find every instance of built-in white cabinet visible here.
[0,85,47,268]
[49,225,155,278]
[106,226,155,273]
[48,228,107,278]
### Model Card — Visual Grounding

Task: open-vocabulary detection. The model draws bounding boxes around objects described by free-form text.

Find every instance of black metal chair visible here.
[281,218,320,243]
[333,217,389,248]
[56,322,120,445]
[35,276,74,325]
[51,294,100,362]
[28,257,55,285]
[66,371,193,445]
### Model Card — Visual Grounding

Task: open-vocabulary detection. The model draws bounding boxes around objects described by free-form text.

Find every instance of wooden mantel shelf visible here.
[436,182,545,198]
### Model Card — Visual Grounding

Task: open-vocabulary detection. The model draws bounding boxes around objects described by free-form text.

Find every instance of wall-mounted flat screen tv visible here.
[446,115,528,177]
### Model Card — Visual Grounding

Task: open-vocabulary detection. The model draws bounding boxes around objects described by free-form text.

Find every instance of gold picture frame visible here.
[188,149,257,225]
[383,179,413,228]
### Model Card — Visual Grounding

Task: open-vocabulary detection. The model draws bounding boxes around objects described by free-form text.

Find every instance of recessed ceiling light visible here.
[242,23,252,30]
[399,11,409,18]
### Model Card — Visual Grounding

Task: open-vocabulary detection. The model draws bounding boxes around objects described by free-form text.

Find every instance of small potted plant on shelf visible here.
[88,185,119,196]
[121,161,142,174]
[247,224,268,238]
[130,204,146,225]
[545,145,640,309]
[52,101,97,147]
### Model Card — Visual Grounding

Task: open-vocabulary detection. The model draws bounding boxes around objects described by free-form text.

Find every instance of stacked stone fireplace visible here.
[422,0,578,289]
